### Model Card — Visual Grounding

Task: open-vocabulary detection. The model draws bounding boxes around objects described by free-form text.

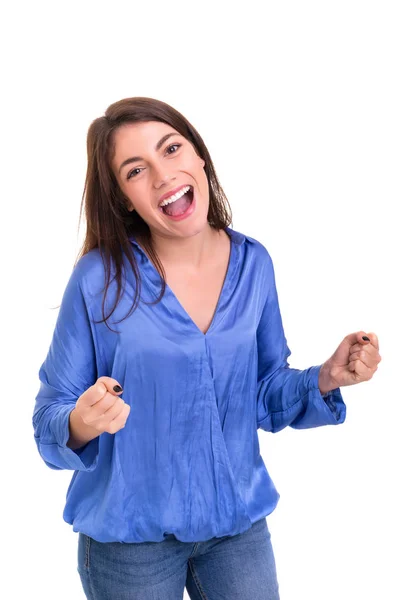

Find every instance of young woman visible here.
[33,97,381,600]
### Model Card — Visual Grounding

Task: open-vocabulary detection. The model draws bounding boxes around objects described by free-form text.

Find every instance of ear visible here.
[124,196,135,212]
[200,157,205,168]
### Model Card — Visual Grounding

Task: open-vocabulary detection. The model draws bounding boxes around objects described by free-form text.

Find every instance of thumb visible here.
[97,376,124,395]
[364,331,379,351]
[342,331,371,349]
[359,332,372,346]
[343,331,363,347]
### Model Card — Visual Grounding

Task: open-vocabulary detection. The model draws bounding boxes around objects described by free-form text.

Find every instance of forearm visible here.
[257,363,346,432]
[67,408,100,450]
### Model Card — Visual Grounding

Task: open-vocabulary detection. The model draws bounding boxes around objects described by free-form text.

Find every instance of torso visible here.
[162,230,231,335]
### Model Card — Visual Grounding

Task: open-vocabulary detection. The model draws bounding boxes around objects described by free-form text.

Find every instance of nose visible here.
[152,162,176,189]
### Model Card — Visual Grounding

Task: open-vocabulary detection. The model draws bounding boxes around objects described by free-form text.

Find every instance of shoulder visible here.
[68,249,108,300]
[228,226,274,267]
[74,248,104,276]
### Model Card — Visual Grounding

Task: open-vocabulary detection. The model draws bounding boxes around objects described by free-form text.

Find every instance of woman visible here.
[32,97,381,600]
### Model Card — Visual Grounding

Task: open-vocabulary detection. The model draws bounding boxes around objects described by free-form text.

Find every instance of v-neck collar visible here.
[128,226,245,337]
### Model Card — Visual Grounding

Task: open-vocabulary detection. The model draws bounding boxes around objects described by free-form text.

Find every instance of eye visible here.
[127,167,142,180]
[126,144,182,180]
[166,143,181,154]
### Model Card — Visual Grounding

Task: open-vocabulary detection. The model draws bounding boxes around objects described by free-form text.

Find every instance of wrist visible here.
[67,408,100,451]
[318,361,336,395]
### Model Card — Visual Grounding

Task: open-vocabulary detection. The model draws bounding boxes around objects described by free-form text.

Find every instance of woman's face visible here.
[111,120,209,240]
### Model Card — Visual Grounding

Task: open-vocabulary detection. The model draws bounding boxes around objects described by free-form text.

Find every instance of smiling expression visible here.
[111,121,209,238]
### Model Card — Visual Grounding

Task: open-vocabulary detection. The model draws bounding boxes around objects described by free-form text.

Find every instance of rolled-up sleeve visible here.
[256,252,346,433]
[32,261,100,470]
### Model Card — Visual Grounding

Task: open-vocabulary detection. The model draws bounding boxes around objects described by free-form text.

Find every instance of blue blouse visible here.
[32,226,346,544]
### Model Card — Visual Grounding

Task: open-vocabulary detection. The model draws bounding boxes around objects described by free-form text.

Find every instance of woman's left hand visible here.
[319,331,381,393]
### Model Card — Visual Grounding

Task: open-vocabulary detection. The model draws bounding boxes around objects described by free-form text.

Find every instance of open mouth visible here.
[159,186,194,217]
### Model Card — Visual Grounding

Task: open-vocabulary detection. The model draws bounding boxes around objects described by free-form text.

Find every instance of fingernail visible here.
[362,336,370,342]
[113,385,123,393]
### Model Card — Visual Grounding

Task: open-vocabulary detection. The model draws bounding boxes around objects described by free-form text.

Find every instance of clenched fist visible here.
[75,376,131,435]
[67,377,131,450]
[318,331,381,393]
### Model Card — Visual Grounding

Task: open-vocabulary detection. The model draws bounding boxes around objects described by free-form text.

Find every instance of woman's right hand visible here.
[75,376,131,435]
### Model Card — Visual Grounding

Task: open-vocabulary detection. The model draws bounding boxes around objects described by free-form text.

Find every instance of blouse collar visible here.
[127,226,246,291]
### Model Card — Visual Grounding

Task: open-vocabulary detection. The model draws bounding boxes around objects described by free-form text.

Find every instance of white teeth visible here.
[159,185,191,207]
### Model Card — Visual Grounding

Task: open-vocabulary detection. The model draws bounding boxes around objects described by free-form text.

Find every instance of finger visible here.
[349,343,381,363]
[88,393,124,423]
[80,378,123,409]
[91,396,126,429]
[344,332,362,347]
[97,376,124,396]
[80,381,108,408]
[345,331,379,350]
[106,404,131,435]
[348,359,376,381]
[348,348,378,368]
[358,331,374,346]
[349,344,362,354]
[357,331,380,352]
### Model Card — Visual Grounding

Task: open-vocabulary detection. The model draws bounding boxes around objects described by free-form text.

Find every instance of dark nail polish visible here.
[362,336,370,342]
[113,385,123,393]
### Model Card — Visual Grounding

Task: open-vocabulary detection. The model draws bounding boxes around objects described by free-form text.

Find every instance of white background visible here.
[2,1,399,598]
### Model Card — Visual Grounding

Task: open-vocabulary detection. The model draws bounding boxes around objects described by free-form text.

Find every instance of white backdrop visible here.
[2,1,399,598]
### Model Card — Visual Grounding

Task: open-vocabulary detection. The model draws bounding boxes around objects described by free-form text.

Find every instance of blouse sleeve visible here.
[32,261,100,470]
[256,251,346,433]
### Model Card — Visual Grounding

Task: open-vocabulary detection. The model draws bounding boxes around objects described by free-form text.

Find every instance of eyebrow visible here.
[118,132,183,174]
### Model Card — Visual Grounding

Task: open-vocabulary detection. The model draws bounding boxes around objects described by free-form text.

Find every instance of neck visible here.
[150,224,221,271]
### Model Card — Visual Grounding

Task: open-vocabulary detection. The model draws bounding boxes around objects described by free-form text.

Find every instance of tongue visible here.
[163,192,192,217]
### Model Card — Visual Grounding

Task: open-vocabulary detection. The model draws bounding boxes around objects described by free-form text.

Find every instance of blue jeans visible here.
[77,517,280,599]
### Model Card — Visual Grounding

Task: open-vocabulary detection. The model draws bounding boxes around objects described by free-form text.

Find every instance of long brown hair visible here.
[75,97,232,332]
